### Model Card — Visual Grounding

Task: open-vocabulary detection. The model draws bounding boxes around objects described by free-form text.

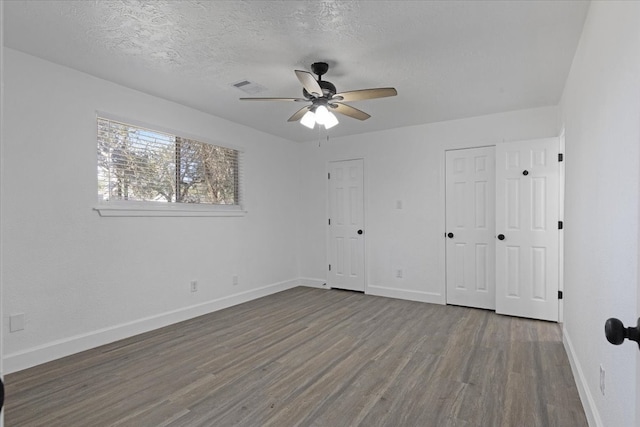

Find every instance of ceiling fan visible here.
[239,62,397,129]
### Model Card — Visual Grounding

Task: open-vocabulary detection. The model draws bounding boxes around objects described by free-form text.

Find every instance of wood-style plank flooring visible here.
[5,287,587,426]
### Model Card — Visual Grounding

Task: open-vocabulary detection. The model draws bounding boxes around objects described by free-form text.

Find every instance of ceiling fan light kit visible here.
[240,62,397,131]
[299,103,339,130]
[300,110,316,129]
[321,111,339,129]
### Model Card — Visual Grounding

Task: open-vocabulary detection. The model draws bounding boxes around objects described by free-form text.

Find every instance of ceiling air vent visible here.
[232,80,267,95]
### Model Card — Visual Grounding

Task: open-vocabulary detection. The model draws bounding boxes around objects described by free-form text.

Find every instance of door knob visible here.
[522,170,529,176]
[447,232,454,238]
[357,229,363,235]
[605,317,640,349]
[497,234,505,240]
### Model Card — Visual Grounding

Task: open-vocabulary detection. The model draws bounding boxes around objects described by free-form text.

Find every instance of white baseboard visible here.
[563,326,603,427]
[366,285,445,305]
[4,279,299,374]
[298,277,329,289]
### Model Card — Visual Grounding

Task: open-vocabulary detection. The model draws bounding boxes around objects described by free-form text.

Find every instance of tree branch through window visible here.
[97,118,241,206]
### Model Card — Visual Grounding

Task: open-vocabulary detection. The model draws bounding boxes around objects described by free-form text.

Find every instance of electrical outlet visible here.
[396,269,403,279]
[10,313,25,332]
[232,275,239,286]
[190,280,198,292]
[599,364,605,395]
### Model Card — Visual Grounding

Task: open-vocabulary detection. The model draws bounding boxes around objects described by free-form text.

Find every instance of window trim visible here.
[93,201,247,217]
[94,111,246,217]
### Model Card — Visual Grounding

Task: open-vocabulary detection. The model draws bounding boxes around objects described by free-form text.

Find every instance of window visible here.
[96,116,243,216]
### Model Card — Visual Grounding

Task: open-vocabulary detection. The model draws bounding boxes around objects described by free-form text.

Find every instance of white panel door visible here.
[445,147,496,309]
[495,138,560,321]
[328,159,365,292]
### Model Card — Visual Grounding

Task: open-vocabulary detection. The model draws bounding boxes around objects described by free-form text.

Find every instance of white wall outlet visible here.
[599,364,605,395]
[232,275,239,286]
[10,313,25,332]
[190,280,198,292]
[396,200,403,210]
[395,269,403,279]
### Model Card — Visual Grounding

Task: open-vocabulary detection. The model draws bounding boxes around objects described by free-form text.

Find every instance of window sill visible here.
[93,202,247,217]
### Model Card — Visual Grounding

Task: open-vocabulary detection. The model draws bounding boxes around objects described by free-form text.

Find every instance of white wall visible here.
[1,48,303,373]
[0,2,5,425]
[298,107,559,302]
[560,2,640,427]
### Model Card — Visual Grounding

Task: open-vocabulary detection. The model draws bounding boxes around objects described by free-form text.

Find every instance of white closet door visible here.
[445,146,496,310]
[328,159,365,292]
[495,138,560,321]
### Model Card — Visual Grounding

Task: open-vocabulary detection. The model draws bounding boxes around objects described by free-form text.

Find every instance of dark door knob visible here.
[497,234,505,240]
[447,232,454,238]
[522,170,529,176]
[605,317,640,349]
[357,229,363,235]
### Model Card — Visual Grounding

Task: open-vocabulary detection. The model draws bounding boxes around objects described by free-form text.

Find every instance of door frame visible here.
[558,128,566,323]
[326,158,367,292]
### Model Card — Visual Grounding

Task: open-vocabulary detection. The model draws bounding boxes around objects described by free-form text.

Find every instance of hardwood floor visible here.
[5,287,587,426]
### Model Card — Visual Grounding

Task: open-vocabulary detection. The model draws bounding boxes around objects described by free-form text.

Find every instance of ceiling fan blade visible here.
[287,105,311,122]
[295,70,322,97]
[330,102,371,121]
[240,97,306,102]
[332,88,397,102]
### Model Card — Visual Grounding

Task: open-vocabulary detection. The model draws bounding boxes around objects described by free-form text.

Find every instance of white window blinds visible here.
[97,117,242,207]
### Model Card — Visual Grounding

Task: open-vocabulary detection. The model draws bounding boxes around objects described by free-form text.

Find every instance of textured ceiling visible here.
[3,0,590,142]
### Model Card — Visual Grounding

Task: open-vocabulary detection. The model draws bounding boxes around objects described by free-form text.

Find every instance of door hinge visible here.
[328,218,331,225]
[329,264,331,271]
[328,172,330,179]
[558,290,563,300]
[558,153,564,162]
[558,221,564,230]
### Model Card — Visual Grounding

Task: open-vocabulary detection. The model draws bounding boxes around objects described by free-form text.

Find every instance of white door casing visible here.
[328,159,365,292]
[495,138,560,321]
[445,147,496,310]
